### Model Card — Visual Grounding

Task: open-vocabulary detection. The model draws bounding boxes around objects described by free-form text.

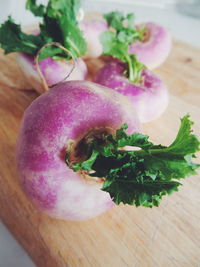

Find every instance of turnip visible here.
[16,80,140,221]
[16,80,200,221]
[97,15,169,123]
[102,11,171,69]
[79,19,108,58]
[0,0,88,93]
[129,22,172,69]
[94,60,169,123]
[16,50,87,94]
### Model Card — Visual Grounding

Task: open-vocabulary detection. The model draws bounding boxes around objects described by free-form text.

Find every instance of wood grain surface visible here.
[0,40,200,267]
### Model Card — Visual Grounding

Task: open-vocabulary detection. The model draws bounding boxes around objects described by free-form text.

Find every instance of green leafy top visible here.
[100,11,145,83]
[104,11,144,43]
[66,115,200,207]
[0,0,86,61]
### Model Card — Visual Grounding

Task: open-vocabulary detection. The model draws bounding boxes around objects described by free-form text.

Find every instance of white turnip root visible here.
[16,52,88,94]
[16,80,140,221]
[129,22,172,69]
[79,20,108,58]
[94,60,169,123]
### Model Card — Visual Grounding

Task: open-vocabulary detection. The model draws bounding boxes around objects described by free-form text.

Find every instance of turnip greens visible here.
[68,115,200,207]
[100,11,145,83]
[0,0,86,60]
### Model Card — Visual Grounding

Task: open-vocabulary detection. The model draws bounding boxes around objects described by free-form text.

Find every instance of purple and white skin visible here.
[94,60,169,123]
[129,22,172,69]
[16,53,88,94]
[16,80,140,221]
[79,20,108,58]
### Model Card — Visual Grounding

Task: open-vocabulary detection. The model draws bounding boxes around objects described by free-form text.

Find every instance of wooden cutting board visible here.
[0,41,200,267]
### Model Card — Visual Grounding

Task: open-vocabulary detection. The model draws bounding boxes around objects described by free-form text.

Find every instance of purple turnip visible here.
[16,52,87,94]
[94,60,169,123]
[102,12,172,69]
[129,22,172,69]
[98,12,169,123]
[16,80,140,221]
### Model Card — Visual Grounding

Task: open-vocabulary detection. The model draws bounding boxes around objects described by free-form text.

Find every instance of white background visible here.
[0,1,200,267]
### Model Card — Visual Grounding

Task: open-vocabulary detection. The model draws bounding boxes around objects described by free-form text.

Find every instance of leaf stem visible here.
[125,54,135,81]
